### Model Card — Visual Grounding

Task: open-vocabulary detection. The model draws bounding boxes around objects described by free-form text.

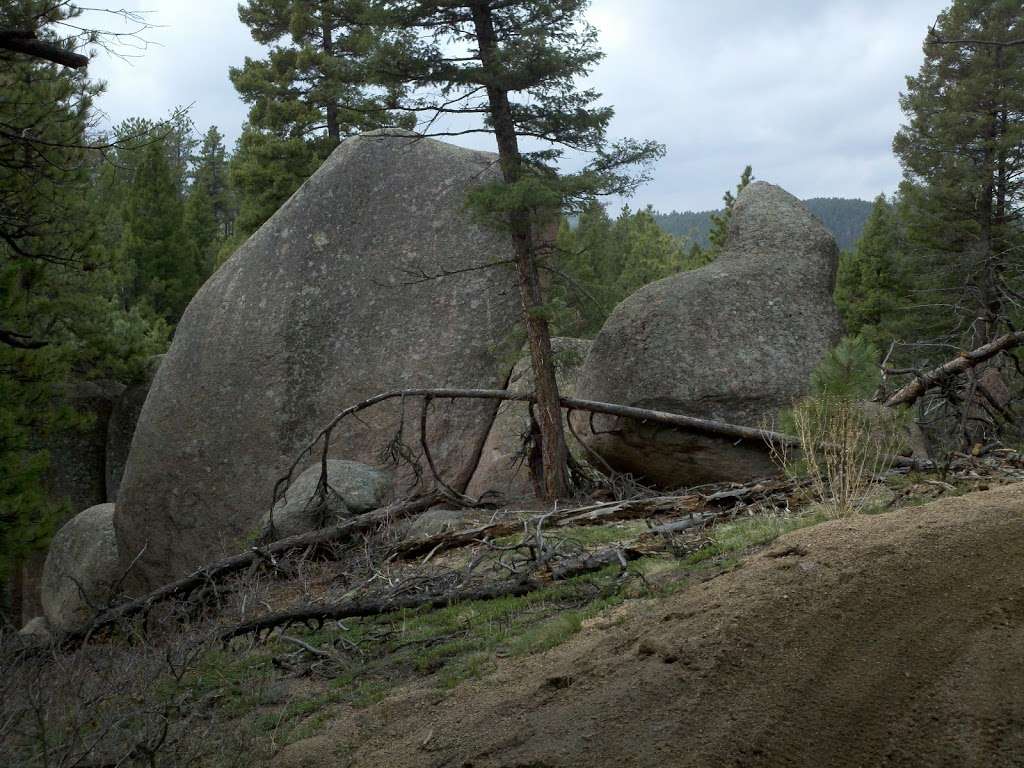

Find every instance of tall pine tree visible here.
[370,0,664,498]
[230,0,409,237]
[834,194,919,354]
[118,141,200,325]
[893,0,1024,349]
[185,126,235,270]
[0,2,167,616]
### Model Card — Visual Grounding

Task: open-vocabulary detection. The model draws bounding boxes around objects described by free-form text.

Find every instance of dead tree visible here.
[885,331,1024,408]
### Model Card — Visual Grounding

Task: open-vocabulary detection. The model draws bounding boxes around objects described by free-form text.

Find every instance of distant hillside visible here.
[653,197,874,251]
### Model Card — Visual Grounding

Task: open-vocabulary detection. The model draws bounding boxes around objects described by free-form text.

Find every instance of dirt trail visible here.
[280,486,1024,768]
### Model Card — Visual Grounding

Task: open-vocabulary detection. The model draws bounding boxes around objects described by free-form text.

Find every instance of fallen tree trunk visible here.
[72,494,439,641]
[885,331,1024,408]
[644,513,722,536]
[283,388,924,509]
[394,495,702,560]
[221,547,640,643]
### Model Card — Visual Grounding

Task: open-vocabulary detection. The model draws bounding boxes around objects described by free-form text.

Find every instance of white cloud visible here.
[77,0,948,210]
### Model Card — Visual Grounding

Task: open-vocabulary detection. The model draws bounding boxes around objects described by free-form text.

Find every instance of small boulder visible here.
[41,503,120,634]
[466,338,592,502]
[261,460,391,542]
[19,380,123,623]
[18,616,52,645]
[575,182,844,488]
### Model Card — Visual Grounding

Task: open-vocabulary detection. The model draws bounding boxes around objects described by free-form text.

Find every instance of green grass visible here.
[687,510,828,564]
[179,516,836,751]
[492,521,647,550]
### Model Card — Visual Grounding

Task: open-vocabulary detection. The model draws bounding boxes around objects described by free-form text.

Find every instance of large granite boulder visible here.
[116,131,521,589]
[106,355,164,502]
[466,338,591,502]
[260,460,391,542]
[41,503,120,634]
[575,182,844,488]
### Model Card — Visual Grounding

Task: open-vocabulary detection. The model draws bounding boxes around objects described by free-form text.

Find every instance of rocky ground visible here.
[4,461,1024,767]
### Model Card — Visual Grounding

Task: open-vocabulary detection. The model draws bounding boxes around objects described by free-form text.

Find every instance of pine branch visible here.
[0,30,89,69]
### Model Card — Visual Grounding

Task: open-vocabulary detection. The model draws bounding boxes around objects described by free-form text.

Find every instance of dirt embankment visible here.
[280,485,1024,768]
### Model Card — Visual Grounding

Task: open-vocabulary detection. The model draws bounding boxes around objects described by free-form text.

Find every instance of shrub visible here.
[774,335,902,518]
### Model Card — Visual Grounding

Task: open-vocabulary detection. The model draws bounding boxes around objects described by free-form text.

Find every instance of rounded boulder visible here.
[115,131,521,589]
[41,503,120,634]
[260,460,391,542]
[575,182,844,488]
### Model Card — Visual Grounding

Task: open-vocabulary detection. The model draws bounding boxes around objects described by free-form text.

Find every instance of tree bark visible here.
[0,30,89,69]
[469,1,570,501]
[321,9,340,144]
[884,330,1024,408]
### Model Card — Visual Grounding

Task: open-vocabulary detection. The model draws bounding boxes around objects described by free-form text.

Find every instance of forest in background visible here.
[1,0,1022,616]
[653,197,874,251]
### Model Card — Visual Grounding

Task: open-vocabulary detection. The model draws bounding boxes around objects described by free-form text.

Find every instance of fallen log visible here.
[393,496,700,560]
[555,495,702,527]
[644,513,721,536]
[278,388,803,506]
[282,389,924,510]
[885,331,1024,408]
[71,494,439,642]
[221,547,641,643]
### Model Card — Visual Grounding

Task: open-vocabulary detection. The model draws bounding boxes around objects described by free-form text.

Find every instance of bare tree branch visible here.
[885,331,1024,408]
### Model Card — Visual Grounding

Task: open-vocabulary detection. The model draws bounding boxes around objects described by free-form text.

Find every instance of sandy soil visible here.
[278,485,1024,768]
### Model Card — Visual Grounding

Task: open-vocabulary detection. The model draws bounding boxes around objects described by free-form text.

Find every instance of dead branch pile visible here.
[221,547,641,643]
[72,495,439,642]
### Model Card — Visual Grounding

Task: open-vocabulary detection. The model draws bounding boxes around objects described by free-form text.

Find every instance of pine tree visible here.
[893,0,1024,348]
[834,195,919,354]
[555,204,688,337]
[707,165,754,255]
[0,4,168,611]
[118,141,197,324]
[230,0,410,236]
[228,125,323,238]
[192,127,234,240]
[370,0,664,499]
[184,127,235,272]
[183,181,219,277]
[616,206,687,292]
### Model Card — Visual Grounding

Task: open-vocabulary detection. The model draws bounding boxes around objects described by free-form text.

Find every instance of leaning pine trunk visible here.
[469,1,570,500]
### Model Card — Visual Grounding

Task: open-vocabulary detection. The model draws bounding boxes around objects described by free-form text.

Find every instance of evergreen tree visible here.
[183,180,220,277]
[230,0,410,237]
[893,0,1024,348]
[228,124,322,238]
[557,204,687,336]
[185,126,235,271]
[370,0,664,499]
[118,141,199,324]
[707,165,754,255]
[0,3,168,611]
[616,206,688,291]
[834,195,919,354]
[192,127,234,240]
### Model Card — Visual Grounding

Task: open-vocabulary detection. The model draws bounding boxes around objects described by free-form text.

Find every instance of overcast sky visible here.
[79,1,949,212]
